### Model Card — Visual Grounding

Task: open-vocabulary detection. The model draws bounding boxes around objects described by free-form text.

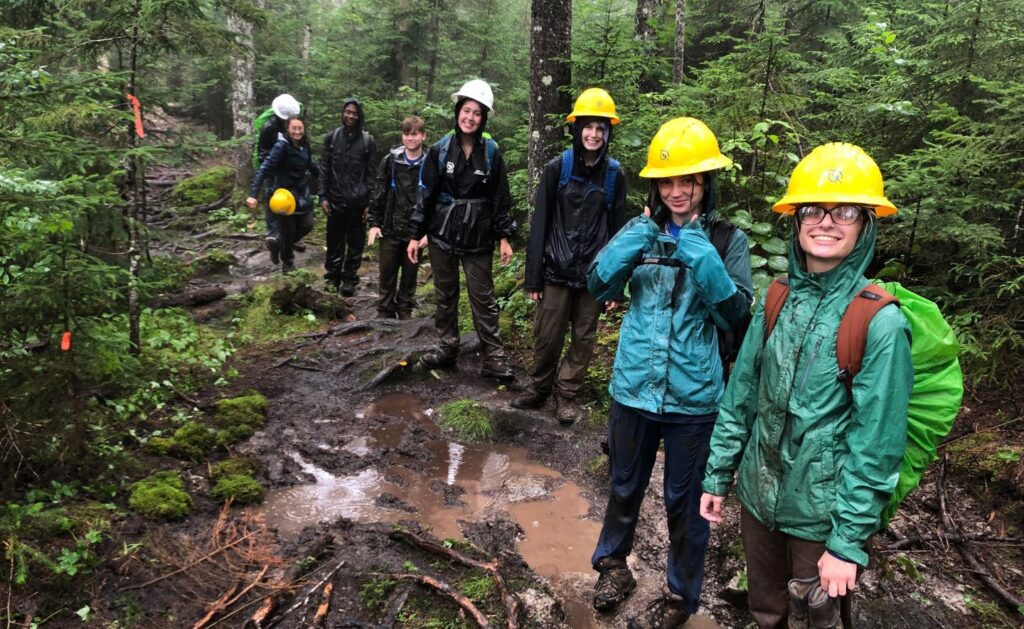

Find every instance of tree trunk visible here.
[227,5,258,194]
[527,0,572,206]
[672,0,686,83]
[394,0,412,86]
[426,0,443,101]
[635,0,663,92]
[125,3,143,355]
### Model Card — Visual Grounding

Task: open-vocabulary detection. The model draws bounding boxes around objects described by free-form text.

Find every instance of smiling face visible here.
[580,121,606,153]
[457,100,483,135]
[287,118,305,143]
[342,103,359,128]
[797,203,865,273]
[657,173,705,224]
[402,129,426,153]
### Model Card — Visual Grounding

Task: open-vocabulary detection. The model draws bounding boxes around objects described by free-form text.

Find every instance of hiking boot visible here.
[397,311,413,321]
[627,587,689,629]
[340,281,356,297]
[807,582,841,629]
[481,358,514,381]
[511,387,548,409]
[592,557,636,612]
[419,346,458,370]
[555,395,578,425]
[293,241,307,252]
[281,262,296,273]
[266,236,280,265]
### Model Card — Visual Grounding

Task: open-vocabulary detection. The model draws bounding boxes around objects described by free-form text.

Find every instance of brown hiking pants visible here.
[528,284,602,398]
[429,245,506,360]
[741,508,858,629]
[378,237,419,317]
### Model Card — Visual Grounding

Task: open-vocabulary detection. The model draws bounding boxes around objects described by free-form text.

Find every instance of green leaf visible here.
[751,222,773,236]
[731,210,753,229]
[76,606,92,622]
[768,256,789,272]
[750,255,767,269]
[761,237,787,255]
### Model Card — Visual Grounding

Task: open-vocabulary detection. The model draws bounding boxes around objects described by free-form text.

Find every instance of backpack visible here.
[556,148,620,211]
[763,277,964,525]
[252,108,277,168]
[708,218,751,380]
[423,133,498,204]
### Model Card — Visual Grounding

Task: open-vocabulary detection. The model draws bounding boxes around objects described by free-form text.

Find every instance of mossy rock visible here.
[144,436,176,456]
[171,165,235,207]
[191,249,237,276]
[211,457,258,481]
[215,424,254,447]
[129,471,193,520]
[212,392,267,430]
[948,432,1022,483]
[210,474,265,505]
[171,421,216,460]
[270,273,350,319]
[438,400,493,442]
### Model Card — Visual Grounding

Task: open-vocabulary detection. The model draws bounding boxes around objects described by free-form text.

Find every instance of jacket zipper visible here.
[798,337,824,395]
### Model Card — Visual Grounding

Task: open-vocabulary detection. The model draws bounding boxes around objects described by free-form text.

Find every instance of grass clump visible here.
[437,399,493,442]
[232,284,322,345]
[128,471,193,520]
[459,573,494,603]
[171,165,234,207]
[210,474,265,504]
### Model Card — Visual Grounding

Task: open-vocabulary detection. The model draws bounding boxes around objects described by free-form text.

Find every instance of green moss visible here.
[129,472,193,520]
[144,436,176,456]
[215,424,254,447]
[458,573,493,603]
[171,165,234,207]
[171,421,216,460]
[948,432,1023,482]
[437,400,493,442]
[210,457,258,480]
[191,249,237,276]
[232,284,322,345]
[210,474,265,504]
[212,392,267,429]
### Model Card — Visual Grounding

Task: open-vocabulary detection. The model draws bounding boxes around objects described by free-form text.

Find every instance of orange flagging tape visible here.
[61,331,72,351]
[126,93,145,138]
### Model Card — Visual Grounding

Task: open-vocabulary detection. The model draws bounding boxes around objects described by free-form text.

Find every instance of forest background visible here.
[1,0,1023,621]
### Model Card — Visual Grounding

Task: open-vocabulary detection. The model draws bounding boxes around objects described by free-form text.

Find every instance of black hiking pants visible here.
[279,212,315,266]
[325,203,365,285]
[378,236,419,317]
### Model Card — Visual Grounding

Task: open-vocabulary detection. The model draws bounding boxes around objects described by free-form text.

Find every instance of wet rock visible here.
[501,473,561,503]
[429,479,468,507]
[375,493,417,513]
[519,587,566,626]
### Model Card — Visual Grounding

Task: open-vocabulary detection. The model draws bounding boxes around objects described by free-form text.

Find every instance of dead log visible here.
[149,286,228,309]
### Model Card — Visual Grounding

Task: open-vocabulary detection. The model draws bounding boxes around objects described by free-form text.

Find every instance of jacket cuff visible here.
[701,478,731,496]
[825,532,869,567]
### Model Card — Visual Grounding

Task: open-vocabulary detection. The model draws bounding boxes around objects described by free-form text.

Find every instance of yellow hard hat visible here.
[773,142,897,216]
[567,87,620,125]
[269,188,296,215]
[638,117,732,179]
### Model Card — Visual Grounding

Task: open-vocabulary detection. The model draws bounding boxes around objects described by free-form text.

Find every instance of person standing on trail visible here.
[700,143,911,629]
[256,94,303,265]
[587,118,753,628]
[320,98,377,296]
[511,87,627,425]
[368,115,429,320]
[407,79,517,381]
[247,116,319,273]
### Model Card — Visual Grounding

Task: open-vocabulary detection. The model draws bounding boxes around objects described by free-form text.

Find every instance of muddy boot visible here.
[419,346,458,370]
[555,395,578,425]
[293,241,307,252]
[266,236,280,265]
[787,576,817,629]
[592,557,636,612]
[511,387,548,409]
[281,262,296,274]
[340,280,357,297]
[807,583,841,629]
[481,357,514,381]
[627,587,689,629]
[397,311,413,320]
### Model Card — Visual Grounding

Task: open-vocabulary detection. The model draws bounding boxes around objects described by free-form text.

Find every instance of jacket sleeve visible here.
[490,147,516,240]
[670,221,739,324]
[409,145,438,240]
[368,154,390,228]
[364,135,378,206]
[702,301,767,496]
[525,161,559,292]
[318,131,333,198]
[587,215,659,303]
[826,305,912,566]
[251,141,285,198]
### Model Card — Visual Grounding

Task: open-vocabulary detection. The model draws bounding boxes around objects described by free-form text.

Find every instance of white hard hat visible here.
[451,79,494,113]
[272,94,301,119]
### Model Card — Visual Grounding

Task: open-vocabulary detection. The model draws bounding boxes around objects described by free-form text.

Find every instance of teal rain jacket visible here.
[587,212,753,416]
[702,218,912,566]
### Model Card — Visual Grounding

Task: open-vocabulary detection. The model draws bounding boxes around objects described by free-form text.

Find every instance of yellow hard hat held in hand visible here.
[567,87,620,124]
[639,117,732,179]
[773,142,897,216]
[269,188,296,215]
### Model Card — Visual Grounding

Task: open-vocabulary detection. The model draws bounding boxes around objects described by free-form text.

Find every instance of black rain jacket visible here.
[319,98,376,209]
[369,146,424,239]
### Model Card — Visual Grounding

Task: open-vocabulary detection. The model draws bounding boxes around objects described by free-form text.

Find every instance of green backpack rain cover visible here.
[251,108,276,168]
[874,281,964,525]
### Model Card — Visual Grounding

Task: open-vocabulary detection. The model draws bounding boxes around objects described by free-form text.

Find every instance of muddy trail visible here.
[92,163,1023,628]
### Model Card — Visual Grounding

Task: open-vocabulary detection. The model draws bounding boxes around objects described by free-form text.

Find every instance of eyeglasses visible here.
[796,205,868,226]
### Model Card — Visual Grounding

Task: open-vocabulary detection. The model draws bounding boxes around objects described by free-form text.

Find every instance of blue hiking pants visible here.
[591,401,714,614]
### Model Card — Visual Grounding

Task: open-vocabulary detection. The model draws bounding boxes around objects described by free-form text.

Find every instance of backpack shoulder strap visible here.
[558,149,573,189]
[603,157,620,210]
[436,135,454,170]
[484,138,497,175]
[709,218,737,262]
[837,284,899,387]
[362,130,370,158]
[329,127,343,152]
[763,276,790,340]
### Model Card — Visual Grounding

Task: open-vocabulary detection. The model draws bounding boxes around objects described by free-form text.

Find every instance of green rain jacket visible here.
[702,218,912,566]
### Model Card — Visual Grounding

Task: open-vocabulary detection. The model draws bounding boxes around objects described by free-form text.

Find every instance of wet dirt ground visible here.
[103,163,1022,628]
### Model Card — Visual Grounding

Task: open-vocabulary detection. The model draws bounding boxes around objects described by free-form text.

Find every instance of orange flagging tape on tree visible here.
[126,93,145,138]
[61,331,72,351]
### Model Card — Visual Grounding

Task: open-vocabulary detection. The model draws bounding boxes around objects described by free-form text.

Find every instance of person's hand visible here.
[367,227,382,246]
[699,493,724,523]
[527,291,542,301]
[605,301,620,313]
[499,239,513,266]
[643,205,652,219]
[321,199,331,217]
[407,239,420,264]
[818,552,858,597]
[246,196,258,210]
[418,235,429,249]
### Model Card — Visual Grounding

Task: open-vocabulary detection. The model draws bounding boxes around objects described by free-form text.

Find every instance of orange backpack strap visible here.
[836,284,899,388]
[763,276,790,339]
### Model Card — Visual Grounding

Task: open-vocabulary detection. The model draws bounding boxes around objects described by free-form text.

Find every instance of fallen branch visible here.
[391,573,490,627]
[884,533,1024,551]
[390,529,519,628]
[119,530,258,592]
[248,597,274,628]
[193,581,240,629]
[266,558,345,627]
[311,581,333,627]
[937,454,1024,614]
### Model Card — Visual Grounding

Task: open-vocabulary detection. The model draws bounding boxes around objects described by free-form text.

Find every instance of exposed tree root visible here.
[387,572,490,627]
[265,558,346,627]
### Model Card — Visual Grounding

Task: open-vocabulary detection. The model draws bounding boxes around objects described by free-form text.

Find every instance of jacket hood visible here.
[570,117,612,175]
[341,98,365,133]
[788,213,876,292]
[650,171,721,231]
[453,97,489,143]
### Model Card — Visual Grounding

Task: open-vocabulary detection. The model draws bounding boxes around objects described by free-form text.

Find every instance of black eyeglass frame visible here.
[795,204,871,226]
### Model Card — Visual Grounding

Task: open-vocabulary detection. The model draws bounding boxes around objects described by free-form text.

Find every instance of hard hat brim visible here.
[567,111,621,125]
[772,193,898,216]
[638,155,733,179]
